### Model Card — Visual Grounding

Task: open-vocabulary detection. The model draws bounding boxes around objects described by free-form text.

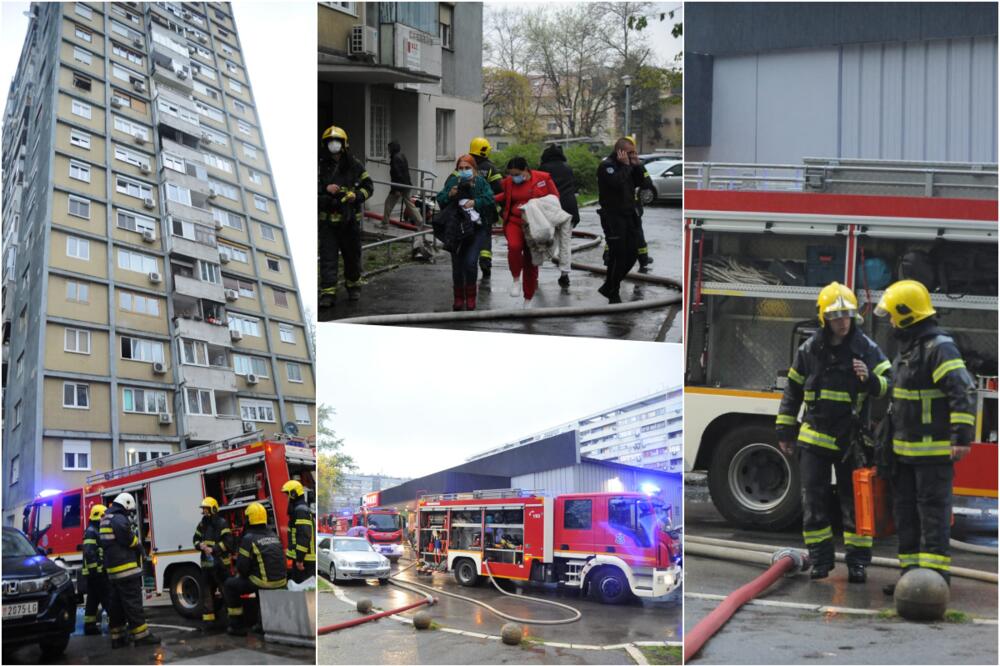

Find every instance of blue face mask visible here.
[512,174,526,184]
[459,168,474,181]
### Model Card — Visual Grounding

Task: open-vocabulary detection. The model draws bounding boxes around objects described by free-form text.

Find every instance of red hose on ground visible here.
[317,596,435,635]
[683,554,796,662]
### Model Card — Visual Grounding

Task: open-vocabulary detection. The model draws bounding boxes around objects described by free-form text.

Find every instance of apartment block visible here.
[1,2,315,524]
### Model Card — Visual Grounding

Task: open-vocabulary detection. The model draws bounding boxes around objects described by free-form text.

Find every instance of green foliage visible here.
[490,142,609,195]
[491,143,544,172]
[316,404,356,515]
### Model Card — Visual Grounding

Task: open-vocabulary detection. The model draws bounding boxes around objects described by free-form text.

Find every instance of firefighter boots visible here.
[347,286,361,301]
[133,633,161,647]
[810,566,830,580]
[848,564,867,583]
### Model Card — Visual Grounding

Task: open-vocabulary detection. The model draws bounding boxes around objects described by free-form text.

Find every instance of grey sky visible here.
[0,2,317,313]
[317,324,683,478]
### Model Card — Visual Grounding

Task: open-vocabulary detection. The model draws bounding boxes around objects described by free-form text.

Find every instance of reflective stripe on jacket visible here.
[236,525,286,589]
[286,500,316,563]
[100,504,142,579]
[82,522,104,576]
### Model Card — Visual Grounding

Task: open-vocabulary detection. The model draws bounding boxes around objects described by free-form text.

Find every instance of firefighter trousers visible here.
[83,573,110,630]
[289,562,316,585]
[893,462,953,582]
[602,213,639,298]
[799,447,872,571]
[223,576,258,629]
[637,219,650,265]
[108,573,151,641]
[318,217,361,293]
[200,564,227,623]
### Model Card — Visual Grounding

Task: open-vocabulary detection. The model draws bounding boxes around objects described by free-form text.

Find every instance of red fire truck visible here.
[417,489,681,604]
[20,432,315,618]
[344,496,405,561]
[683,158,998,529]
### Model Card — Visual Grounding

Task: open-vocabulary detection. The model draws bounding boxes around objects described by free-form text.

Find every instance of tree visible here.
[482,68,544,143]
[315,404,355,515]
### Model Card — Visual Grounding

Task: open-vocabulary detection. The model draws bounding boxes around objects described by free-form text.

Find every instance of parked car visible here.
[640,151,681,165]
[1,527,76,659]
[641,159,683,204]
[317,534,391,585]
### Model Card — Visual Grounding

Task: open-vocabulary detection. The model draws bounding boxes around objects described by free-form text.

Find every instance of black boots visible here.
[847,564,867,583]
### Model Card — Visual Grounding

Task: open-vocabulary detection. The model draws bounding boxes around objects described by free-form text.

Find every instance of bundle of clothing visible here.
[521,194,573,270]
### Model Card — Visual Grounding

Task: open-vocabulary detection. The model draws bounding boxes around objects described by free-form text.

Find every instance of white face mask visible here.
[328,140,342,154]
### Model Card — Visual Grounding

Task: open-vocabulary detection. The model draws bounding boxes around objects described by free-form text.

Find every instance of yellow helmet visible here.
[817,282,860,326]
[200,497,219,513]
[469,137,491,158]
[246,502,267,526]
[321,125,348,146]
[281,480,305,498]
[89,504,107,522]
[875,279,936,328]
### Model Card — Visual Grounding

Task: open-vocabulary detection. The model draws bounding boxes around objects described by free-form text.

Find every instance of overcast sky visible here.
[0,2,317,312]
[318,324,682,479]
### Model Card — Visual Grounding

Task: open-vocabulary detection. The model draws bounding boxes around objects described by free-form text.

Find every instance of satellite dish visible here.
[283,421,300,436]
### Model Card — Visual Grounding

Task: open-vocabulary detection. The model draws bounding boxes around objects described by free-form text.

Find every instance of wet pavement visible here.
[319,203,683,342]
[3,597,314,665]
[317,554,681,664]
[685,477,999,664]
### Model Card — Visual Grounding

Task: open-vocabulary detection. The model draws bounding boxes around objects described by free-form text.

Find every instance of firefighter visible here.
[633,156,656,273]
[224,503,287,636]
[82,504,110,635]
[875,279,975,593]
[596,137,646,303]
[776,283,892,582]
[100,493,160,647]
[318,125,373,307]
[193,496,235,629]
[469,137,503,282]
[281,480,316,584]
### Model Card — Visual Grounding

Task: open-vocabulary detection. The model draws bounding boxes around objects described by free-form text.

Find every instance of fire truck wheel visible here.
[589,567,631,605]
[708,424,802,531]
[168,565,205,619]
[453,559,480,587]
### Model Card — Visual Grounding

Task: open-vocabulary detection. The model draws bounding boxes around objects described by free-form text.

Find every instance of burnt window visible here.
[73,73,92,92]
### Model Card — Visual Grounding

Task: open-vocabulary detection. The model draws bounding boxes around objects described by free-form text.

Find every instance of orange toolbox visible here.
[853,467,895,537]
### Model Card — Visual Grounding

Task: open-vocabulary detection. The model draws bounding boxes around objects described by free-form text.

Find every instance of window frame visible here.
[62,381,91,409]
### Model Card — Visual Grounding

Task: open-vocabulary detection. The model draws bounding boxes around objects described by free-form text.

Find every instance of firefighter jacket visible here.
[81,520,104,577]
[100,503,142,580]
[473,155,503,224]
[235,525,287,589]
[286,498,316,564]
[193,514,235,567]
[889,319,976,463]
[776,326,892,457]
[318,152,373,224]
[597,155,647,234]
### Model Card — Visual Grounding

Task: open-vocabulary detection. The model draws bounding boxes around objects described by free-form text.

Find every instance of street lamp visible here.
[622,74,633,138]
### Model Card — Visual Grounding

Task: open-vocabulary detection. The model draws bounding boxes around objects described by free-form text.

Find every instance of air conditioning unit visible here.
[133,134,147,145]
[158,412,173,425]
[132,81,146,93]
[140,164,152,175]
[143,197,156,210]
[132,37,143,48]
[349,25,378,57]
[242,420,255,433]
[214,219,224,230]
[199,134,212,146]
[246,373,258,385]
[224,288,238,301]
[198,34,208,44]
[141,229,156,243]
[152,361,166,374]
[229,329,243,342]
[111,98,123,108]
[208,188,217,199]
[187,45,196,54]
[176,69,188,80]
[219,253,230,264]
[148,271,162,284]
[182,11,192,19]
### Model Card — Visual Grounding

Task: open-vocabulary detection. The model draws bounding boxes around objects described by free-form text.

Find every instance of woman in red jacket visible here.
[495,157,560,303]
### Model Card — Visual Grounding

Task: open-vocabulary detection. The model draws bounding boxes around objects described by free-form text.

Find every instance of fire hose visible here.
[684,548,809,662]
[317,561,436,635]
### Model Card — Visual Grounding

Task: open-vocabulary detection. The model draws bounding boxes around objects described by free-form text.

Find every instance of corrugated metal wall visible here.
[689,36,998,164]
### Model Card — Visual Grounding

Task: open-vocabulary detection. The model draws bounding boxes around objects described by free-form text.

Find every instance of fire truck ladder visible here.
[420,489,544,502]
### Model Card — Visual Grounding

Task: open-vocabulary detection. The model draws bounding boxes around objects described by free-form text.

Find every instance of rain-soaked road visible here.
[685,476,998,665]
[3,596,314,665]
[317,554,681,664]
[319,203,683,342]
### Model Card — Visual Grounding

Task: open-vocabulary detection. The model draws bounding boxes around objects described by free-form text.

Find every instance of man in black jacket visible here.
[383,140,423,228]
[224,503,287,636]
[101,493,159,647]
[193,496,235,628]
[596,137,645,303]
[281,481,316,584]
[470,137,502,282]
[540,144,580,287]
[82,504,110,635]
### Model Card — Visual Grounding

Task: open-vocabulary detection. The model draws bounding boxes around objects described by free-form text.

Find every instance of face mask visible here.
[512,174,526,184]
[459,168,474,180]
[328,140,342,154]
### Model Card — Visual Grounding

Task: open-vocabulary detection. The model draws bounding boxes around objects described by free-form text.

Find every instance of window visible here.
[172,218,217,245]
[248,169,263,185]
[233,354,268,377]
[112,42,144,66]
[435,108,455,159]
[242,142,257,159]
[66,280,89,303]
[193,100,224,123]
[114,145,151,169]
[116,210,156,235]
[62,440,91,471]
[278,324,295,344]
[208,179,238,200]
[219,243,248,263]
[229,314,260,337]
[122,387,169,414]
[69,129,91,149]
[253,194,269,212]
[120,336,165,363]
[13,401,22,428]
[68,195,91,218]
[233,100,247,114]
[237,120,251,135]
[266,256,280,272]
[117,248,158,273]
[63,493,83,527]
[259,224,276,241]
[212,207,244,230]
[115,175,152,199]
[199,261,221,284]
[181,339,209,366]
[74,3,93,19]
[66,236,90,260]
[608,497,652,548]
[72,73,92,92]
[10,455,19,484]
[15,352,24,379]
[272,289,288,307]
[193,79,219,100]
[125,444,173,465]
[370,92,390,159]
[73,46,92,65]
[439,2,453,49]
[224,276,256,298]
[293,404,311,425]
[65,328,91,354]
[563,499,592,530]
[71,99,92,119]
[111,63,144,87]
[185,388,214,416]
[286,362,303,383]
[202,152,233,173]
[162,152,185,173]
[63,382,90,409]
[240,399,275,422]
[119,290,160,316]
[157,98,200,124]
[69,160,91,182]
[113,116,149,141]
[111,90,147,113]
[166,182,193,206]
[75,25,93,43]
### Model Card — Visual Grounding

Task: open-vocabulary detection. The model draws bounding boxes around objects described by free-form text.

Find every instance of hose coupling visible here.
[771,548,810,576]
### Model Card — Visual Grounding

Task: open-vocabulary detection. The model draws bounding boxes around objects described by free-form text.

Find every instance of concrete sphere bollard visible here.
[412,610,433,630]
[356,598,373,614]
[895,568,950,621]
[500,623,523,646]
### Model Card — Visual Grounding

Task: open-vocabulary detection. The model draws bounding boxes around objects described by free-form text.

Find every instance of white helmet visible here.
[114,492,136,512]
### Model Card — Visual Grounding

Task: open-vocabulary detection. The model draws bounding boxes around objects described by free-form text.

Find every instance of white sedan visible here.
[640,159,683,203]
[318,534,391,584]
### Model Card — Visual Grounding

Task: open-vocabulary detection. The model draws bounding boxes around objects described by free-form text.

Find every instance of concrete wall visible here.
[441,2,483,102]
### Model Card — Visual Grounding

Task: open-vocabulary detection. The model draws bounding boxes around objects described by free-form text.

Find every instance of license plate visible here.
[2,601,38,619]
[379,546,393,553]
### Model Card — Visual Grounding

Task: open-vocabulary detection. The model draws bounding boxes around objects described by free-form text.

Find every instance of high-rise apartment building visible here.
[1,2,315,525]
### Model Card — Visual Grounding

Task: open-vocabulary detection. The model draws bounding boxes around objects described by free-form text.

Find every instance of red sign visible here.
[362,491,380,508]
